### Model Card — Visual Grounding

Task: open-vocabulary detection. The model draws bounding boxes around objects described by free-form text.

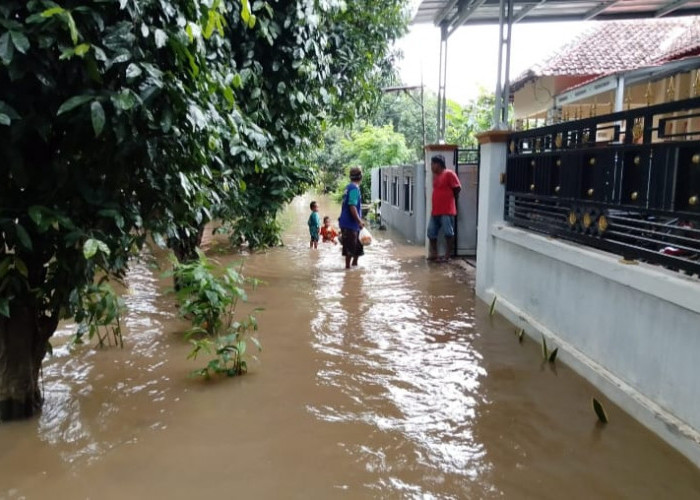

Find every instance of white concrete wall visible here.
[476,131,700,467]
[376,164,425,244]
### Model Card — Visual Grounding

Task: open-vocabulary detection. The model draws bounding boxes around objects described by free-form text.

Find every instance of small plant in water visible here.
[73,279,125,348]
[489,295,497,316]
[515,327,524,343]
[540,334,559,363]
[169,250,262,379]
[592,397,609,424]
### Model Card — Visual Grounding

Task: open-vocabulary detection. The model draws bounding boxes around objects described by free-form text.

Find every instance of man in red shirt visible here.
[427,154,461,262]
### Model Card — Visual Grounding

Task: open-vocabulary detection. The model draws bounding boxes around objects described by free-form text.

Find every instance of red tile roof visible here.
[512,17,700,91]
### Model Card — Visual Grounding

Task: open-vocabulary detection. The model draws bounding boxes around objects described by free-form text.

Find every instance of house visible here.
[511,17,700,128]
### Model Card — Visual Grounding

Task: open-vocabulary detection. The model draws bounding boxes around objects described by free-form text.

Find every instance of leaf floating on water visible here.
[489,296,497,316]
[592,397,609,424]
[548,347,558,363]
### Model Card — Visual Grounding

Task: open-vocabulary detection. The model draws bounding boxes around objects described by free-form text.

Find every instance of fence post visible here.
[475,130,510,299]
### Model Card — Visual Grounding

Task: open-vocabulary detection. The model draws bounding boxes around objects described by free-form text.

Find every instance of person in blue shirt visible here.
[338,167,365,269]
[308,200,321,249]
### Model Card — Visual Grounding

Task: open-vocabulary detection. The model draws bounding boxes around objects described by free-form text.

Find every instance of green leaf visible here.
[548,347,558,363]
[0,113,9,126]
[41,6,66,18]
[91,101,105,137]
[126,63,142,79]
[0,32,14,65]
[74,43,90,56]
[154,29,167,49]
[65,12,79,45]
[112,90,137,110]
[10,31,30,54]
[0,101,20,119]
[14,258,28,278]
[57,95,93,115]
[59,47,76,60]
[15,223,32,251]
[28,206,44,227]
[232,73,242,89]
[0,257,11,278]
[489,295,496,316]
[83,238,110,259]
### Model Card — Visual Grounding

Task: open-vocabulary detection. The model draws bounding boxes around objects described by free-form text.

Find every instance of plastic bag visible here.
[359,227,372,246]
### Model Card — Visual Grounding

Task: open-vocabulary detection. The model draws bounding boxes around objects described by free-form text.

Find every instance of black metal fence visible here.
[505,97,700,276]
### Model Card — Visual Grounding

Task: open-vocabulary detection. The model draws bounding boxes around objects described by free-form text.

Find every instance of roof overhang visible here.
[414,0,700,29]
[553,55,700,106]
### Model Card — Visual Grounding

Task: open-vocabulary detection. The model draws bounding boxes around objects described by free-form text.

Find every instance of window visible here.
[391,176,399,206]
[403,177,410,212]
[382,175,388,202]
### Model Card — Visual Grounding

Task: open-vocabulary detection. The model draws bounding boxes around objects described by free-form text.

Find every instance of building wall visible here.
[377,164,426,245]
[476,133,700,467]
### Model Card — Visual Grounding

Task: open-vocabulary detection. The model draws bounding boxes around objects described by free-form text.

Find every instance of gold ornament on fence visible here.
[666,76,676,101]
[555,133,563,148]
[583,213,592,229]
[645,82,653,106]
[632,118,644,142]
[597,215,609,233]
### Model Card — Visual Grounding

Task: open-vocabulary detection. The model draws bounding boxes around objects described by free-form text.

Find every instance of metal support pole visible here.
[437,24,448,142]
[420,74,426,150]
[614,75,626,112]
[493,0,514,129]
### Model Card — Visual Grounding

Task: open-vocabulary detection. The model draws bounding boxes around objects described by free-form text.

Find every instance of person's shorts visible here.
[310,227,320,241]
[340,229,364,258]
[427,215,455,239]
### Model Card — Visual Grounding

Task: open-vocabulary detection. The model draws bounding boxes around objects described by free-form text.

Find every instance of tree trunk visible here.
[169,224,206,264]
[0,305,57,421]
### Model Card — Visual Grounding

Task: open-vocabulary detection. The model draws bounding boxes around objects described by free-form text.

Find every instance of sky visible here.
[396,20,591,105]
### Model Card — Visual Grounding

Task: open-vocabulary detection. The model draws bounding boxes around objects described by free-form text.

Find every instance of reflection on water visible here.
[308,231,491,497]
[35,258,176,465]
[1,195,699,499]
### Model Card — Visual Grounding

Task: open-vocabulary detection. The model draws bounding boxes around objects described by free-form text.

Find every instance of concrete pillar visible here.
[475,130,510,299]
[424,144,458,256]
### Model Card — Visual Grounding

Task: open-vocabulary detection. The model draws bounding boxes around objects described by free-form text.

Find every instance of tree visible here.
[341,124,413,200]
[0,0,409,420]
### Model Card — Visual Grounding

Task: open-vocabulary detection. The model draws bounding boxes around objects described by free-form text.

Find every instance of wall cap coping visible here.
[477,130,511,144]
[491,224,700,315]
[424,144,458,152]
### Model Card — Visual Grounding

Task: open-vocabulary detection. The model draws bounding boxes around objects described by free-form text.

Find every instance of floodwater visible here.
[1,195,699,499]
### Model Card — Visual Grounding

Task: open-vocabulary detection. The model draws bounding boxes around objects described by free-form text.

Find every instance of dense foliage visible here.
[315,87,496,194]
[0,0,409,419]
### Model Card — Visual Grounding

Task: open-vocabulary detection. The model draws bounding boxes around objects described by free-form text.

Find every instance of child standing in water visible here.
[320,216,339,244]
[308,201,321,249]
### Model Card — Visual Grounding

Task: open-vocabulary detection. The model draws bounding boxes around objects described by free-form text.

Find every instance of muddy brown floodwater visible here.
[1,195,700,499]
